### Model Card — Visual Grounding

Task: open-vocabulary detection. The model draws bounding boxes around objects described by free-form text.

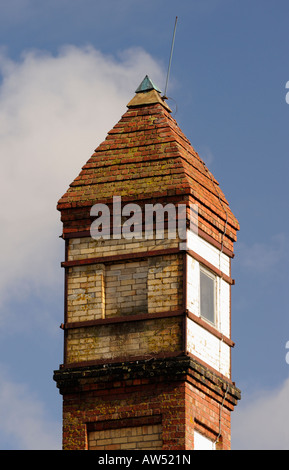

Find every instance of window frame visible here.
[199,265,217,326]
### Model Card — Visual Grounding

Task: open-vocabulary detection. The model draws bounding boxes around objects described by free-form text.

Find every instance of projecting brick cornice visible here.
[53,355,241,408]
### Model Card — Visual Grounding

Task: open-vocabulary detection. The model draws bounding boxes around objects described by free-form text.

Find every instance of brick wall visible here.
[66,236,182,322]
[67,264,105,322]
[147,254,183,313]
[88,423,163,450]
[62,377,186,450]
[65,316,183,364]
[185,379,232,450]
[58,223,239,450]
[57,358,236,450]
[64,232,184,365]
[105,260,148,317]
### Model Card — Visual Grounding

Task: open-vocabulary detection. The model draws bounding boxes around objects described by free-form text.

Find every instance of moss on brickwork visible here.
[58,100,239,252]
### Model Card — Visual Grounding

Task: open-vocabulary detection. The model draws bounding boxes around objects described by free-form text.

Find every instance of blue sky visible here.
[0,0,289,449]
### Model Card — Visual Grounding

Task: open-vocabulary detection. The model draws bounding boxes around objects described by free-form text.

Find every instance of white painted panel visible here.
[194,431,216,450]
[186,317,230,378]
[186,229,230,276]
[218,279,230,337]
[186,255,199,316]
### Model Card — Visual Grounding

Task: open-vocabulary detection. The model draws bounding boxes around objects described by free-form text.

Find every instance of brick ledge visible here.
[53,355,241,406]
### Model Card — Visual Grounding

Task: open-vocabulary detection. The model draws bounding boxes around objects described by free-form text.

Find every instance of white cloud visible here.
[232,377,289,449]
[0,44,165,311]
[0,45,165,449]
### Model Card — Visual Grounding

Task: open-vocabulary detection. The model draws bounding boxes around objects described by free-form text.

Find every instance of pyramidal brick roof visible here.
[58,76,239,253]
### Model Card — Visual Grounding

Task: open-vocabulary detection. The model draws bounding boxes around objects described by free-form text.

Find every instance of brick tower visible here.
[53,76,241,450]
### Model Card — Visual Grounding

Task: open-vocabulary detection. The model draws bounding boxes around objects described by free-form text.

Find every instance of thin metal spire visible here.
[163,16,178,99]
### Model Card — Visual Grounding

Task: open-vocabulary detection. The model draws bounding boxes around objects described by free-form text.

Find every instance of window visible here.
[200,267,216,325]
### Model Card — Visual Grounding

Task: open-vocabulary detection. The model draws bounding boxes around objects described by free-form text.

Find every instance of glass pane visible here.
[200,270,215,324]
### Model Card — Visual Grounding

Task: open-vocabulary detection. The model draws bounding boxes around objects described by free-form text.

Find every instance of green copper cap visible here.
[135,75,161,94]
